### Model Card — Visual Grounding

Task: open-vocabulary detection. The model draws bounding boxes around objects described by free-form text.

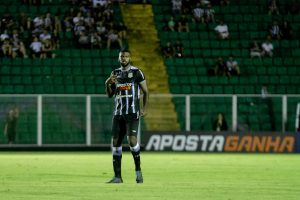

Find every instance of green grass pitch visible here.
[0,152,300,200]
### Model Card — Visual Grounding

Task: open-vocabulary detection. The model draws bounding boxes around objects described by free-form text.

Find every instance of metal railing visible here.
[0,94,299,146]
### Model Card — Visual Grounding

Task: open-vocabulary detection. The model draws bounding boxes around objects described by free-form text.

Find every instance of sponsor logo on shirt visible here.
[117,83,132,91]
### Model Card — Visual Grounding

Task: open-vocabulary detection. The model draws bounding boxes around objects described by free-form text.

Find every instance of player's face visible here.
[119,52,131,67]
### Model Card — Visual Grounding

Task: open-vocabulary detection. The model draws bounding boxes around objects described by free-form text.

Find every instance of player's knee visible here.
[128,138,137,147]
[112,137,120,147]
[129,141,137,147]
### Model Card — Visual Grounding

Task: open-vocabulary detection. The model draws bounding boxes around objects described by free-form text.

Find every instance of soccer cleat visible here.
[107,176,123,184]
[136,171,143,183]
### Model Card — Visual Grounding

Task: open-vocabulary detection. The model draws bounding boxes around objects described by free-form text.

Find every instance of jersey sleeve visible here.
[135,69,146,83]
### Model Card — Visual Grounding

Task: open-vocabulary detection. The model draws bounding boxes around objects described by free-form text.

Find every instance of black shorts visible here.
[111,113,140,140]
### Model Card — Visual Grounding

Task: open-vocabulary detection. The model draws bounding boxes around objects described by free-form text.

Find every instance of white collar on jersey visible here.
[120,64,137,71]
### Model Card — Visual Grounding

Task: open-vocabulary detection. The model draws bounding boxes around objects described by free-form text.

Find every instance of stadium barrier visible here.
[296,132,300,153]
[0,94,299,151]
[143,132,295,153]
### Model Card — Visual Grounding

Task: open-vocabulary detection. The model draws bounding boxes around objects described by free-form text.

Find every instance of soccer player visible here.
[105,49,149,184]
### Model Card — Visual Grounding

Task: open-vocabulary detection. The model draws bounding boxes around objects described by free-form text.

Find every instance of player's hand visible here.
[106,74,117,85]
[140,110,147,117]
[110,74,117,83]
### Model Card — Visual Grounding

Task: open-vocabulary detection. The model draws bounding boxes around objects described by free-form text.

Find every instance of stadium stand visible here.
[0,0,123,143]
[0,0,299,145]
[153,0,300,132]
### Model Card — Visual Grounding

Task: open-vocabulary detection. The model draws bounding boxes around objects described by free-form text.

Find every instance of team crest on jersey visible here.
[128,72,133,78]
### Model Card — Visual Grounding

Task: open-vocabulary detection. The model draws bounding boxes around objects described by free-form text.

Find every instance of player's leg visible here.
[107,115,126,183]
[126,113,143,183]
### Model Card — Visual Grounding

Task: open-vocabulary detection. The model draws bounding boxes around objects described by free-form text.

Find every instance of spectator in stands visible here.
[261,85,269,99]
[177,14,189,32]
[79,4,90,15]
[52,29,60,49]
[182,0,194,14]
[3,106,19,144]
[22,0,41,5]
[2,15,16,31]
[93,0,109,9]
[62,15,73,32]
[96,21,108,39]
[260,85,275,131]
[174,40,184,58]
[201,0,211,6]
[74,21,86,37]
[116,22,127,41]
[107,29,123,49]
[11,30,28,58]
[103,9,114,25]
[193,3,205,23]
[269,20,281,40]
[90,32,102,49]
[39,29,52,42]
[17,12,28,32]
[285,0,300,15]
[204,3,215,24]
[221,0,230,6]
[73,12,84,27]
[84,11,95,30]
[26,16,33,31]
[250,40,262,59]
[214,20,229,39]
[77,31,90,48]
[54,15,62,33]
[65,7,76,19]
[212,113,228,132]
[0,29,9,41]
[44,13,53,31]
[41,39,56,59]
[280,21,293,40]
[29,36,42,58]
[33,14,44,30]
[1,38,13,58]
[166,16,176,32]
[0,13,13,31]
[214,56,227,76]
[226,55,240,76]
[261,36,274,57]
[268,0,280,15]
[162,42,175,58]
[172,0,182,15]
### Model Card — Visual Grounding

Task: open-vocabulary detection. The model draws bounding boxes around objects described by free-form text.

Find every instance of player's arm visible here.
[139,80,149,117]
[105,73,117,98]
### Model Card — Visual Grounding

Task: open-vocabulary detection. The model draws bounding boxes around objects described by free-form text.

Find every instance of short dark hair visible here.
[119,49,130,54]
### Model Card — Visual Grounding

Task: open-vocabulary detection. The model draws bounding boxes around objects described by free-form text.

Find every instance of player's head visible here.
[118,49,131,67]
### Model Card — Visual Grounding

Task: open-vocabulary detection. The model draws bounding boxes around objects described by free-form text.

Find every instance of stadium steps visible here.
[120,4,179,131]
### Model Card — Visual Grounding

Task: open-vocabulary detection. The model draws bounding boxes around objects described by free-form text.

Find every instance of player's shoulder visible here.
[113,68,122,73]
[130,65,144,73]
[130,65,140,71]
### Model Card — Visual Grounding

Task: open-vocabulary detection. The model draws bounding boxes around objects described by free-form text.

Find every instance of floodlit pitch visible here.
[0,152,299,200]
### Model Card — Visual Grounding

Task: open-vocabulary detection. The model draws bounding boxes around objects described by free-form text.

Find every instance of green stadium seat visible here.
[0,5,7,13]
[11,76,22,84]
[0,65,10,74]
[203,86,213,94]
[33,76,43,85]
[14,85,25,93]
[213,86,223,94]
[191,85,202,93]
[287,67,297,75]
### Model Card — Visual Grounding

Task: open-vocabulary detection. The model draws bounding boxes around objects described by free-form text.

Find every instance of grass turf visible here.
[0,152,299,200]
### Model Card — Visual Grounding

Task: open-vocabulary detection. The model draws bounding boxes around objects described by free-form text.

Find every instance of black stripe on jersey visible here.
[112,65,145,115]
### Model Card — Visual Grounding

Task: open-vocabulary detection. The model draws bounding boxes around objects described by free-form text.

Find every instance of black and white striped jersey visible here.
[110,65,145,116]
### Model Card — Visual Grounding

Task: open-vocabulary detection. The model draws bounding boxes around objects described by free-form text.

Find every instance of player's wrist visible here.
[105,79,112,86]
